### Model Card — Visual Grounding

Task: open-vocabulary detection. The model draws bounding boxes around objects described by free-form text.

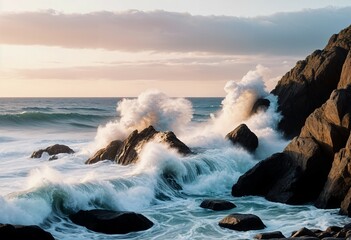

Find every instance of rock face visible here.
[200,199,236,211]
[69,209,154,234]
[226,124,258,152]
[218,213,265,231]
[0,224,54,240]
[271,25,351,138]
[86,125,191,165]
[338,50,351,89]
[31,144,74,158]
[233,87,351,205]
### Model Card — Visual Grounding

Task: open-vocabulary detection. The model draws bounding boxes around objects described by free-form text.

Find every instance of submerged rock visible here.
[233,87,351,205]
[200,199,236,211]
[218,213,265,231]
[226,124,258,153]
[31,144,74,158]
[86,125,191,165]
[69,209,153,234]
[251,98,270,114]
[0,224,54,240]
[271,25,351,138]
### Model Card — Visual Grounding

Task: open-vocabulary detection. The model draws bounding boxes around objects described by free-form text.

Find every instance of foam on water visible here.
[0,66,349,239]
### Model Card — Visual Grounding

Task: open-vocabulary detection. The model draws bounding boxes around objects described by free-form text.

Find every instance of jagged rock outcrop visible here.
[69,209,153,234]
[226,124,258,152]
[31,144,74,158]
[338,50,351,89]
[218,213,265,231]
[315,140,351,209]
[232,87,351,205]
[86,126,191,165]
[0,224,54,240]
[271,25,351,138]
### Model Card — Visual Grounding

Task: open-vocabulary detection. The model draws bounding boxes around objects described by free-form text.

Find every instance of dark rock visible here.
[291,227,317,238]
[317,231,333,238]
[233,87,351,205]
[340,187,351,216]
[218,213,265,231]
[69,209,153,234]
[200,199,236,211]
[48,155,58,161]
[326,226,343,233]
[338,51,351,89]
[31,144,74,158]
[271,25,351,138]
[0,224,54,240]
[86,125,191,165]
[226,124,258,152]
[251,98,270,114]
[254,231,285,239]
[344,223,351,229]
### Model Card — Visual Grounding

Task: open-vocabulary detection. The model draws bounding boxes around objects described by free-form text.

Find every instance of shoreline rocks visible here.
[218,213,265,231]
[226,124,258,153]
[86,125,191,165]
[31,144,74,158]
[200,199,236,211]
[0,224,54,240]
[69,209,154,234]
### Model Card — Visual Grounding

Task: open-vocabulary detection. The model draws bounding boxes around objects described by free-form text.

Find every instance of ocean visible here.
[0,89,349,239]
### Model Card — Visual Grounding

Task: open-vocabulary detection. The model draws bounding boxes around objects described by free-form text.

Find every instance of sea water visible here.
[0,69,349,240]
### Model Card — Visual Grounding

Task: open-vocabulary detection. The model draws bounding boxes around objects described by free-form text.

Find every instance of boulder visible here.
[271,25,351,138]
[338,50,351,89]
[254,231,285,239]
[233,87,351,205]
[0,224,54,240]
[200,199,236,211]
[218,213,265,231]
[251,98,270,114]
[226,124,258,152]
[291,227,317,238]
[31,144,74,158]
[69,209,153,234]
[86,125,191,165]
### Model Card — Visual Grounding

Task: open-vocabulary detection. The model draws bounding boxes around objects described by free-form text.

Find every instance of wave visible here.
[57,107,108,112]
[0,112,113,128]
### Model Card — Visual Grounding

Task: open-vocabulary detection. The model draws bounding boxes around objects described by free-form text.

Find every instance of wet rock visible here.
[86,125,191,165]
[69,209,153,234]
[31,144,74,158]
[291,227,317,238]
[226,124,258,152]
[218,213,265,231]
[254,231,285,239]
[271,25,351,138]
[0,224,54,240]
[251,98,270,114]
[200,199,236,211]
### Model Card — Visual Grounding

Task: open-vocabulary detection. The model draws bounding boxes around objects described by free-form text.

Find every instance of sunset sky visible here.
[0,1,350,97]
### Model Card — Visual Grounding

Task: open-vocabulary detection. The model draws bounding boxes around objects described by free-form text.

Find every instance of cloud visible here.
[0,7,350,55]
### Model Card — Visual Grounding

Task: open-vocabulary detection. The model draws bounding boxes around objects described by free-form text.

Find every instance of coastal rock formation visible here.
[0,224,54,240]
[254,231,285,239]
[218,213,265,231]
[271,25,351,138]
[31,144,74,158]
[251,98,270,114]
[233,87,351,205]
[200,199,236,211]
[86,125,191,165]
[338,50,351,89]
[69,209,154,234]
[226,124,258,152]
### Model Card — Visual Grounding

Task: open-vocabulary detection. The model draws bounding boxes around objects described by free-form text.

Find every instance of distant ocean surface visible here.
[0,96,348,240]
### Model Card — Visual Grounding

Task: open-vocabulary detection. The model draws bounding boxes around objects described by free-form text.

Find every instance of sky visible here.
[0,1,350,97]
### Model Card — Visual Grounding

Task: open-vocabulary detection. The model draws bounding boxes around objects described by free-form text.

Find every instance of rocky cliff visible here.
[232,25,351,213]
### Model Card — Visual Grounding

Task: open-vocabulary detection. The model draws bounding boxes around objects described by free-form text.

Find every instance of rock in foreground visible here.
[69,209,153,234]
[0,224,54,240]
[31,144,74,158]
[200,199,236,211]
[226,124,258,152]
[218,213,265,231]
[254,231,285,239]
[86,125,191,165]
